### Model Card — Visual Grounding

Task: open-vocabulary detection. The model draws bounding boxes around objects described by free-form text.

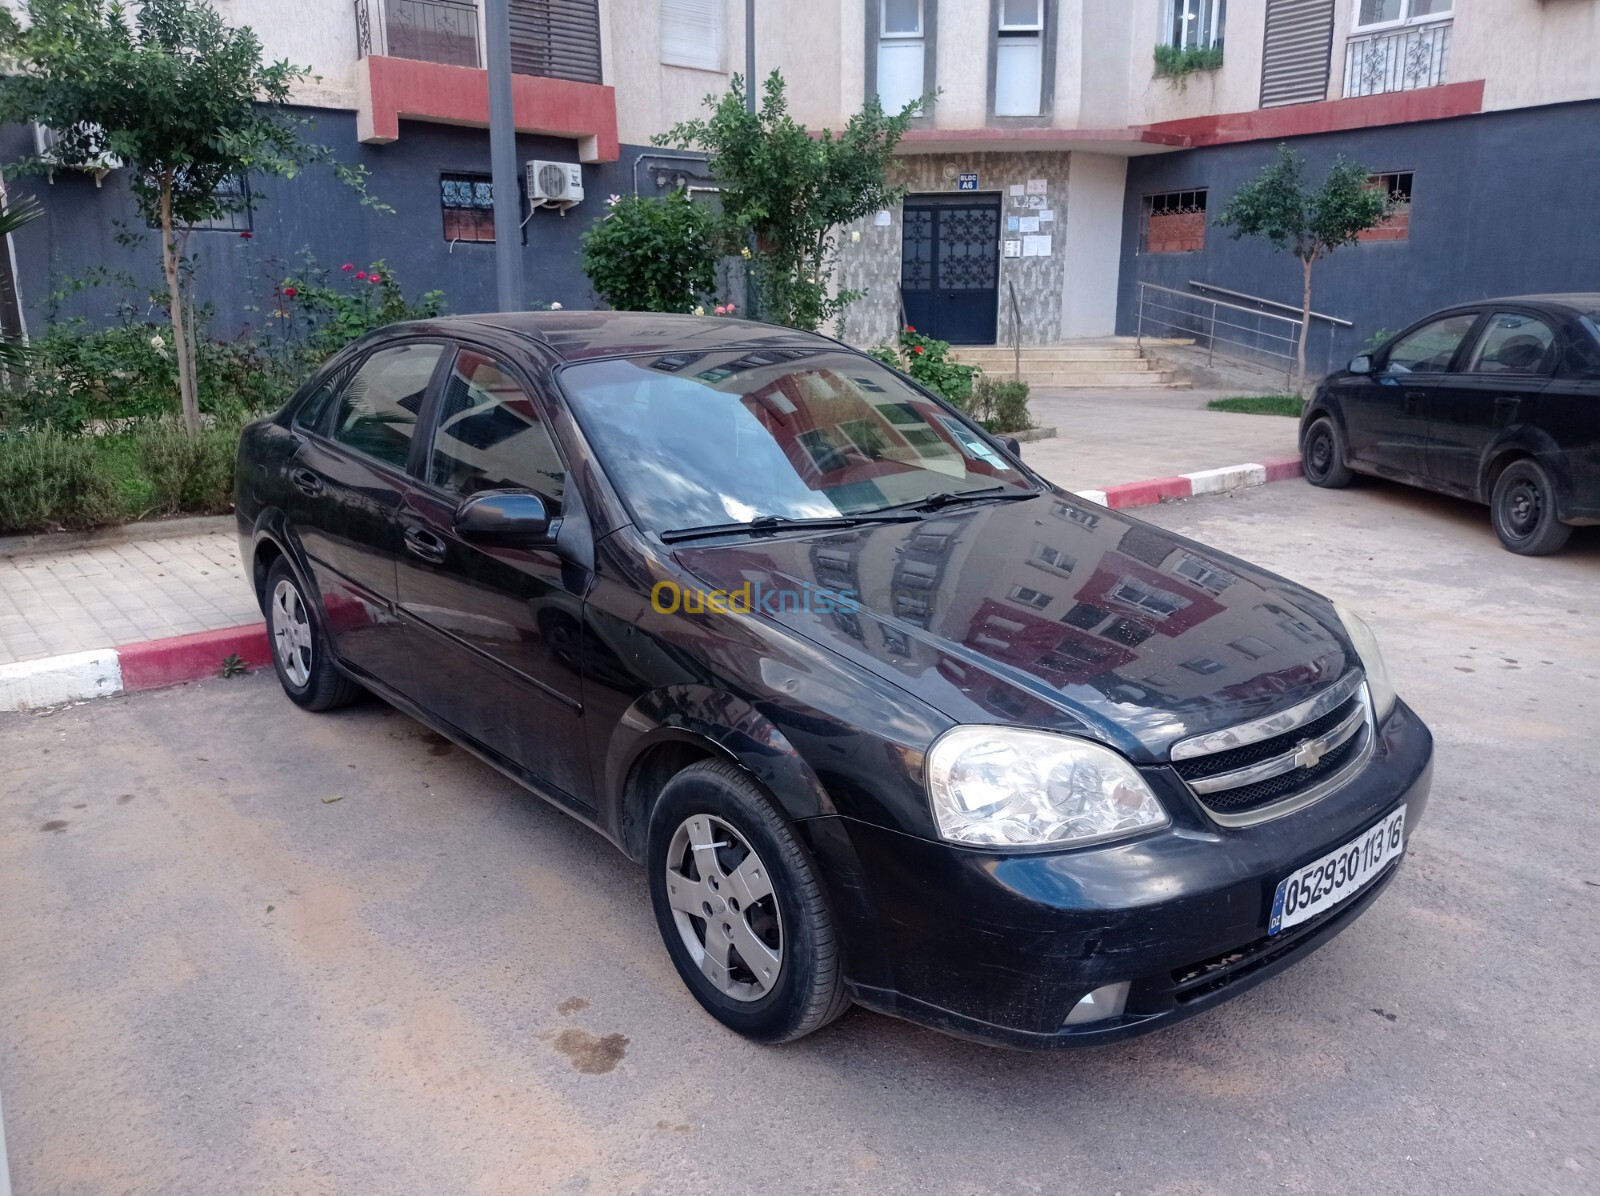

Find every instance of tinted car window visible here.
[1384,314,1478,374]
[331,343,444,468]
[429,350,566,505]
[295,365,353,434]
[1464,312,1555,374]
[558,350,1030,533]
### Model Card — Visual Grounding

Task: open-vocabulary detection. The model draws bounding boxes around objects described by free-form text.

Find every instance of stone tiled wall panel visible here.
[836,151,1071,348]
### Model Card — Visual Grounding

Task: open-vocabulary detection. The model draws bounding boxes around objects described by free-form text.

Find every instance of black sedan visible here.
[1301,293,1600,554]
[236,313,1433,1049]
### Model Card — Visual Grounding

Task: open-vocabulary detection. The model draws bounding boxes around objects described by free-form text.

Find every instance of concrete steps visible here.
[955,338,1185,389]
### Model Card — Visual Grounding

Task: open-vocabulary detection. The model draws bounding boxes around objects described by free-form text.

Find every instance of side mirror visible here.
[1001,436,1022,457]
[1349,355,1373,375]
[454,491,556,544]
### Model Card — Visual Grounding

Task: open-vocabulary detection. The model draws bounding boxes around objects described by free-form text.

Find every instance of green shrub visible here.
[870,327,982,406]
[580,193,719,313]
[1153,43,1224,87]
[135,416,245,516]
[279,258,446,362]
[969,376,1033,433]
[0,427,125,533]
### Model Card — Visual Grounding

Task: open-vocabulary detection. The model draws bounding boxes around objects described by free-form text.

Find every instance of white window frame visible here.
[995,0,1045,117]
[881,0,925,39]
[999,0,1044,33]
[1351,0,1453,33]
[661,0,725,73]
[1163,0,1224,51]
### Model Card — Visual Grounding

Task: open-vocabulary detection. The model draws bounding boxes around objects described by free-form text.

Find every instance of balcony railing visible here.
[355,0,481,69]
[1343,19,1450,98]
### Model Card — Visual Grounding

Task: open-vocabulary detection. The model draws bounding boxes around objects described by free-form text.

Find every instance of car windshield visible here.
[558,349,1033,534]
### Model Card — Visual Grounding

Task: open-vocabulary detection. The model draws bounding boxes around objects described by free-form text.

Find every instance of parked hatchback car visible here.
[237,313,1433,1049]
[1301,294,1600,554]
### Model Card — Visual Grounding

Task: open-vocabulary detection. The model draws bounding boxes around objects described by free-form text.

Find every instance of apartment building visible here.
[3,1,1598,370]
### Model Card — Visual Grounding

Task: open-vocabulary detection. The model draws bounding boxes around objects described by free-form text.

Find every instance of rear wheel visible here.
[647,760,850,1043]
[265,559,363,710]
[1302,416,1353,488]
[1491,458,1571,556]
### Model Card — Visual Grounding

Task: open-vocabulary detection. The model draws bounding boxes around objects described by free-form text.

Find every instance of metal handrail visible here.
[1137,281,1307,384]
[1006,279,1021,380]
[1187,280,1354,328]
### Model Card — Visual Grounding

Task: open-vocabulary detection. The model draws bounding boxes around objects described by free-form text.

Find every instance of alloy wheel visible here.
[663,813,784,1002]
[271,578,314,688]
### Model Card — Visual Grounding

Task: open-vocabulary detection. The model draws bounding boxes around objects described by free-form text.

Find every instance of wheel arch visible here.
[1479,429,1567,508]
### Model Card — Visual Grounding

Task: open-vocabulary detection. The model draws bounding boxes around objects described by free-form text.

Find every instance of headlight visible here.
[926,727,1169,848]
[1333,601,1397,722]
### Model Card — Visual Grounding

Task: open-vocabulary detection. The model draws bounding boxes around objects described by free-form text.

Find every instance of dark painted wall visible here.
[1117,98,1600,375]
[1,107,699,335]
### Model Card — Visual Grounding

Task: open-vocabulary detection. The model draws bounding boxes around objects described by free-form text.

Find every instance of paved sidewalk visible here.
[0,530,256,667]
[1020,386,1300,493]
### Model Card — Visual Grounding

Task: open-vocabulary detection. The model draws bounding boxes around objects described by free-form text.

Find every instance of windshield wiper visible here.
[872,485,1040,514]
[660,512,921,544]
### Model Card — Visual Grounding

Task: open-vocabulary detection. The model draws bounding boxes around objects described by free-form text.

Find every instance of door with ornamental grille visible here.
[900,195,1000,345]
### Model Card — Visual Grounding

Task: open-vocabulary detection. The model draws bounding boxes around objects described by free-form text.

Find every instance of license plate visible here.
[1269,807,1406,936]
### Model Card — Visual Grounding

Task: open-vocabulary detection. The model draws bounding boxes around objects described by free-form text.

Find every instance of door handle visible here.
[1494,395,1521,408]
[290,467,324,496]
[403,526,448,564]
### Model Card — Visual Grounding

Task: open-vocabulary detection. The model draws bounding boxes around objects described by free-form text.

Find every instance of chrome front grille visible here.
[1169,672,1374,826]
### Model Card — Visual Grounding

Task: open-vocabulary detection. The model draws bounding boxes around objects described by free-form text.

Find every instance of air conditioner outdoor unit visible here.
[526,160,584,210]
[34,121,123,186]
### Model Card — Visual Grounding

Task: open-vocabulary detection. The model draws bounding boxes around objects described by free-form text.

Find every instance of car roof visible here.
[1434,294,1600,314]
[405,311,840,363]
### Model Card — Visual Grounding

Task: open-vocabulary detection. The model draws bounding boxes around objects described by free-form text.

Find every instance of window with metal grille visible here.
[1140,189,1207,254]
[442,173,495,243]
[152,172,252,232]
[1360,170,1413,242]
[662,0,723,71]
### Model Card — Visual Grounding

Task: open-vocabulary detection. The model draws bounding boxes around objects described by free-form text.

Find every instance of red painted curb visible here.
[1101,475,1193,510]
[119,623,272,692]
[1263,457,1305,483]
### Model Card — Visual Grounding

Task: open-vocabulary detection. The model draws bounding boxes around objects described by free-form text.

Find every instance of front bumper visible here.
[799,699,1434,1050]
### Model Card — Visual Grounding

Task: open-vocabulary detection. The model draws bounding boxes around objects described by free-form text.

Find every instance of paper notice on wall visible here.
[1003,239,1022,258]
[1026,178,1048,196]
[1018,216,1040,233]
[1025,195,1045,209]
[873,209,893,226]
[1022,234,1052,257]
[1006,215,1020,232]
[1009,183,1025,197]
[1038,209,1055,223]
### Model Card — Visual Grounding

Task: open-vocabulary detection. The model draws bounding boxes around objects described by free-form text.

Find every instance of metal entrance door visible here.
[900,196,1000,345]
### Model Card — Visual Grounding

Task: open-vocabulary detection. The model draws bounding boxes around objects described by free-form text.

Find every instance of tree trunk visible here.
[1296,255,1315,396]
[159,175,201,435]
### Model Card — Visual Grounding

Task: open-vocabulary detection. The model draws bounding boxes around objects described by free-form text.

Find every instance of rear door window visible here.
[1463,312,1556,375]
[330,343,445,469]
[1384,313,1479,374]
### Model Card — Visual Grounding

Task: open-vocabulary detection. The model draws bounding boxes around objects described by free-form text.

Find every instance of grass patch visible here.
[1206,394,1306,417]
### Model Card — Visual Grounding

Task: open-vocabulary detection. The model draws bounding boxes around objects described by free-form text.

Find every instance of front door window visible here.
[1383,313,1477,374]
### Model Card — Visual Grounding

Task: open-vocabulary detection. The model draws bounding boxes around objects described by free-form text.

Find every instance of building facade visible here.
[3,0,1599,371]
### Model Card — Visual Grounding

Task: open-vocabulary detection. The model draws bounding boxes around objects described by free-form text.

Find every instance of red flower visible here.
[239,231,253,240]
[905,325,915,332]
[282,286,298,298]
[369,274,382,284]
[341,263,355,272]
[355,271,368,281]
[912,345,924,355]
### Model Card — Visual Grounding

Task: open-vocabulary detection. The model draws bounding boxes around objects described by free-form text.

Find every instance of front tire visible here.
[1491,458,1571,556]
[264,559,363,710]
[647,760,850,1043]
[1302,416,1353,488]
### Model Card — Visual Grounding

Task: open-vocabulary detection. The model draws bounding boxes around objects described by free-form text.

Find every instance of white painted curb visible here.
[1182,462,1269,495]
[0,648,122,712]
[1076,488,1108,506]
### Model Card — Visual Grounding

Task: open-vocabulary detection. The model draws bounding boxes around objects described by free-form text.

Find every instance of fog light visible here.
[1064,981,1131,1026]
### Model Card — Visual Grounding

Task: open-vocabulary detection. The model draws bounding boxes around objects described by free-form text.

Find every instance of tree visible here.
[1215,144,1392,391]
[659,71,919,332]
[0,0,379,434]
[580,192,718,314]
[0,193,42,373]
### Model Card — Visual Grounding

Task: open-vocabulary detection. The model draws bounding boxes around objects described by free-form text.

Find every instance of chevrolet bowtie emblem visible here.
[1293,738,1326,769]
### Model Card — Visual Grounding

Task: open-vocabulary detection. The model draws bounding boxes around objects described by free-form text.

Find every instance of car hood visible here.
[671,491,1356,762]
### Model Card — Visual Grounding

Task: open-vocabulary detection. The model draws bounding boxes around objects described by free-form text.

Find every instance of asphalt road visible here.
[2,477,1597,1196]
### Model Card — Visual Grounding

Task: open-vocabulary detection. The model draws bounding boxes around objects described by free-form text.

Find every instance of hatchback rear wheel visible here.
[1491,458,1571,556]
[1302,416,1353,488]
[264,558,363,710]
[647,760,850,1043]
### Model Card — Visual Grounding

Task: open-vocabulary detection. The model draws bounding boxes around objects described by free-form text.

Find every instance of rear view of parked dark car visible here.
[1301,294,1600,554]
[237,312,1433,1049]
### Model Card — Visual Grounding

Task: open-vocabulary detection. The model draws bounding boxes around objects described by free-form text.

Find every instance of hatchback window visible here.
[1464,312,1555,375]
[331,343,444,468]
[1384,313,1478,374]
[429,350,566,505]
[558,351,1031,533]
